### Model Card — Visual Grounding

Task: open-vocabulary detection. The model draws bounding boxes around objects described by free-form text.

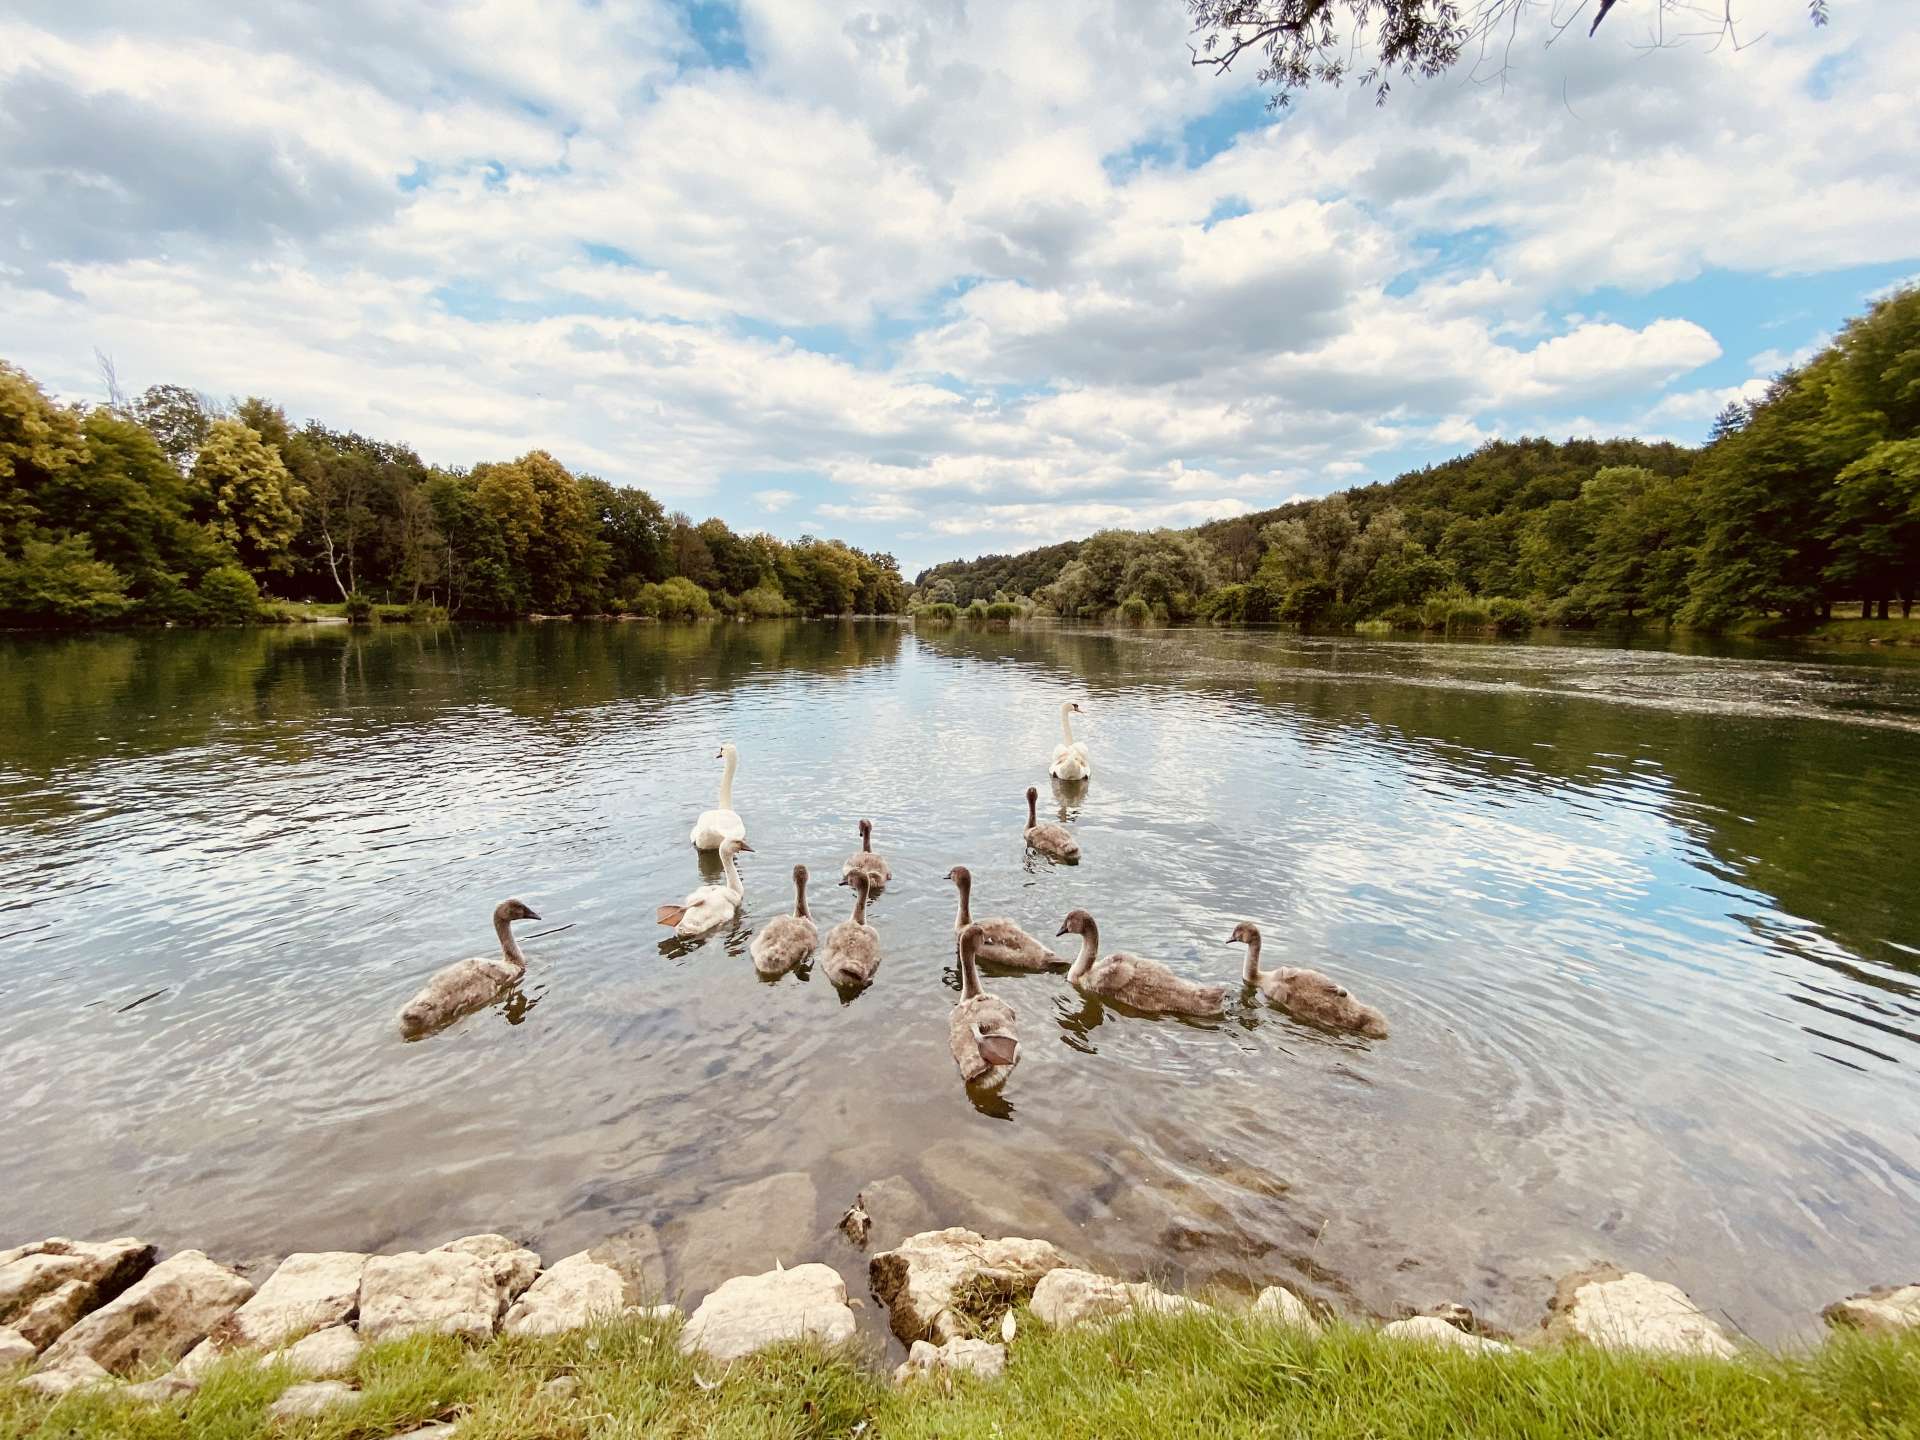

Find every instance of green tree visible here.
[131,383,216,469]
[0,534,130,624]
[1824,439,1920,618]
[1120,529,1216,619]
[192,420,306,577]
[1,361,89,537]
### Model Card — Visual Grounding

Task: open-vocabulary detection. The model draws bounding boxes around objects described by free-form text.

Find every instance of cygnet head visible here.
[1025,785,1039,803]
[1227,921,1260,946]
[494,898,541,924]
[944,864,972,888]
[721,837,753,858]
[1056,908,1095,938]
[792,863,808,885]
[859,818,873,842]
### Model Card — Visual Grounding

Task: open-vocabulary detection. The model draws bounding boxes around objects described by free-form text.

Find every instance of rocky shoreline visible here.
[5,1209,1917,1418]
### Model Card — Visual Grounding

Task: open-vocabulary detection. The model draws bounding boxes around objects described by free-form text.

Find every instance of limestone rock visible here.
[123,1372,198,1404]
[1250,1286,1319,1331]
[502,1252,626,1337]
[1823,1284,1920,1335]
[217,1252,367,1350]
[358,1249,500,1343]
[584,1227,666,1304]
[678,1263,855,1363]
[18,1354,112,1397]
[869,1228,1067,1345]
[543,1374,579,1401]
[1381,1316,1513,1353]
[437,1235,541,1308]
[279,1324,363,1378]
[0,1328,35,1370]
[664,1173,819,1298]
[1542,1264,1736,1358]
[0,1238,155,1351]
[1029,1268,1209,1331]
[394,1425,460,1439]
[37,1250,252,1377]
[627,1303,680,1323]
[268,1379,361,1420]
[892,1336,1007,1385]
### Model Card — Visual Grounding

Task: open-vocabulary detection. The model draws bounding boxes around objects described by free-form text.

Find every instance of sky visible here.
[3,0,1918,577]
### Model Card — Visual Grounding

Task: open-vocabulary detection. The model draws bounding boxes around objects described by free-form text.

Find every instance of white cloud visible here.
[2,0,1916,569]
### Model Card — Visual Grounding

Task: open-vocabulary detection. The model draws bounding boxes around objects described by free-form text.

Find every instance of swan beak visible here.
[714,748,724,759]
[736,842,754,854]
[524,907,542,922]
[1054,921,1069,937]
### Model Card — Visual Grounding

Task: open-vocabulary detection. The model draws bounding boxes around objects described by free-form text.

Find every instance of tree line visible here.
[914,287,1919,631]
[1,366,905,628]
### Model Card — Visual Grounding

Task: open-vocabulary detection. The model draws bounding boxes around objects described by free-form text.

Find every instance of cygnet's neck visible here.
[495,913,528,969]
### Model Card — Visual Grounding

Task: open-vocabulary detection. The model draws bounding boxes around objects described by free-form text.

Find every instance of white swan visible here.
[1049,701,1090,781]
[689,743,746,851]
[398,899,539,1038]
[657,838,751,938]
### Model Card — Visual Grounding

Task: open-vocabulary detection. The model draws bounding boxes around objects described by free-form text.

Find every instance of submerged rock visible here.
[0,1238,155,1352]
[216,1252,368,1351]
[679,1263,855,1363]
[1823,1284,1920,1335]
[1249,1286,1319,1331]
[1381,1316,1513,1353]
[268,1379,361,1419]
[503,1252,627,1337]
[664,1173,819,1298]
[1029,1268,1210,1331]
[869,1228,1067,1345]
[1542,1264,1736,1359]
[584,1228,667,1303]
[37,1250,252,1377]
[852,1176,939,1255]
[892,1336,1008,1385]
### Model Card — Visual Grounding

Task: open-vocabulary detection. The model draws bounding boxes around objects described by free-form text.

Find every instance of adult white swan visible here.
[690,743,746,851]
[1049,702,1091,781]
[657,838,752,938]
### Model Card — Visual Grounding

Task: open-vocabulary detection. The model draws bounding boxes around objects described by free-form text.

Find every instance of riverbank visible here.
[5,1229,1917,1438]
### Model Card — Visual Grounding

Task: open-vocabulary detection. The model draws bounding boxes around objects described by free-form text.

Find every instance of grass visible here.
[5,1307,1917,1440]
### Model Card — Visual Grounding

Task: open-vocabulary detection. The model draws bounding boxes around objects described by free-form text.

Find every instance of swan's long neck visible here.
[720,847,744,897]
[861,826,872,854]
[717,750,736,810]
[495,915,527,969]
[851,883,868,925]
[793,874,809,919]
[1060,704,1076,747]
[960,942,983,1000]
[1066,921,1099,982]
[954,876,972,929]
[1026,791,1037,828]
[1241,931,1262,984]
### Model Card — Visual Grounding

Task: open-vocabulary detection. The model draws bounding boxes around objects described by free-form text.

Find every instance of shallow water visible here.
[3,620,1917,1344]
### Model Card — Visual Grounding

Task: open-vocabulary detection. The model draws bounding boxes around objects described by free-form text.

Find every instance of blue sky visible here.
[3,0,1916,576]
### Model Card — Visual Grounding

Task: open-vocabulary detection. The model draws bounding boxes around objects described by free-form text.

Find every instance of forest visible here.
[0,370,905,628]
[916,287,1920,632]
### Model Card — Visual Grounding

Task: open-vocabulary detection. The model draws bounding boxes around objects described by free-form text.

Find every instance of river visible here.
[2,619,1916,1345]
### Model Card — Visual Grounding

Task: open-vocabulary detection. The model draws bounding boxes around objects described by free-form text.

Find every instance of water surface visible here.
[3,620,1917,1344]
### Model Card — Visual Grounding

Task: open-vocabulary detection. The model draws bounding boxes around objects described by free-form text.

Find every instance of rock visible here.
[627,1303,680,1323]
[279,1324,363,1378]
[664,1173,819,1297]
[502,1252,627,1337]
[1423,1301,1478,1332]
[679,1264,856,1363]
[0,1327,35,1370]
[1382,1316,1513,1353]
[394,1425,460,1439]
[216,1252,368,1351]
[0,1238,155,1351]
[437,1235,541,1309]
[37,1249,253,1377]
[855,1176,939,1254]
[584,1228,666,1304]
[915,1138,1088,1245]
[543,1375,579,1400]
[18,1354,112,1397]
[1029,1269,1210,1331]
[869,1229,1067,1345]
[1542,1264,1736,1359]
[892,1336,1007,1385]
[123,1372,198,1404]
[1823,1284,1920,1335]
[268,1379,361,1420]
[359,1249,500,1343]
[1249,1286,1319,1331]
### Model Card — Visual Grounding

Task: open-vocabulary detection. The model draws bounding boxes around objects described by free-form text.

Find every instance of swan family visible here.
[396,702,1391,1081]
